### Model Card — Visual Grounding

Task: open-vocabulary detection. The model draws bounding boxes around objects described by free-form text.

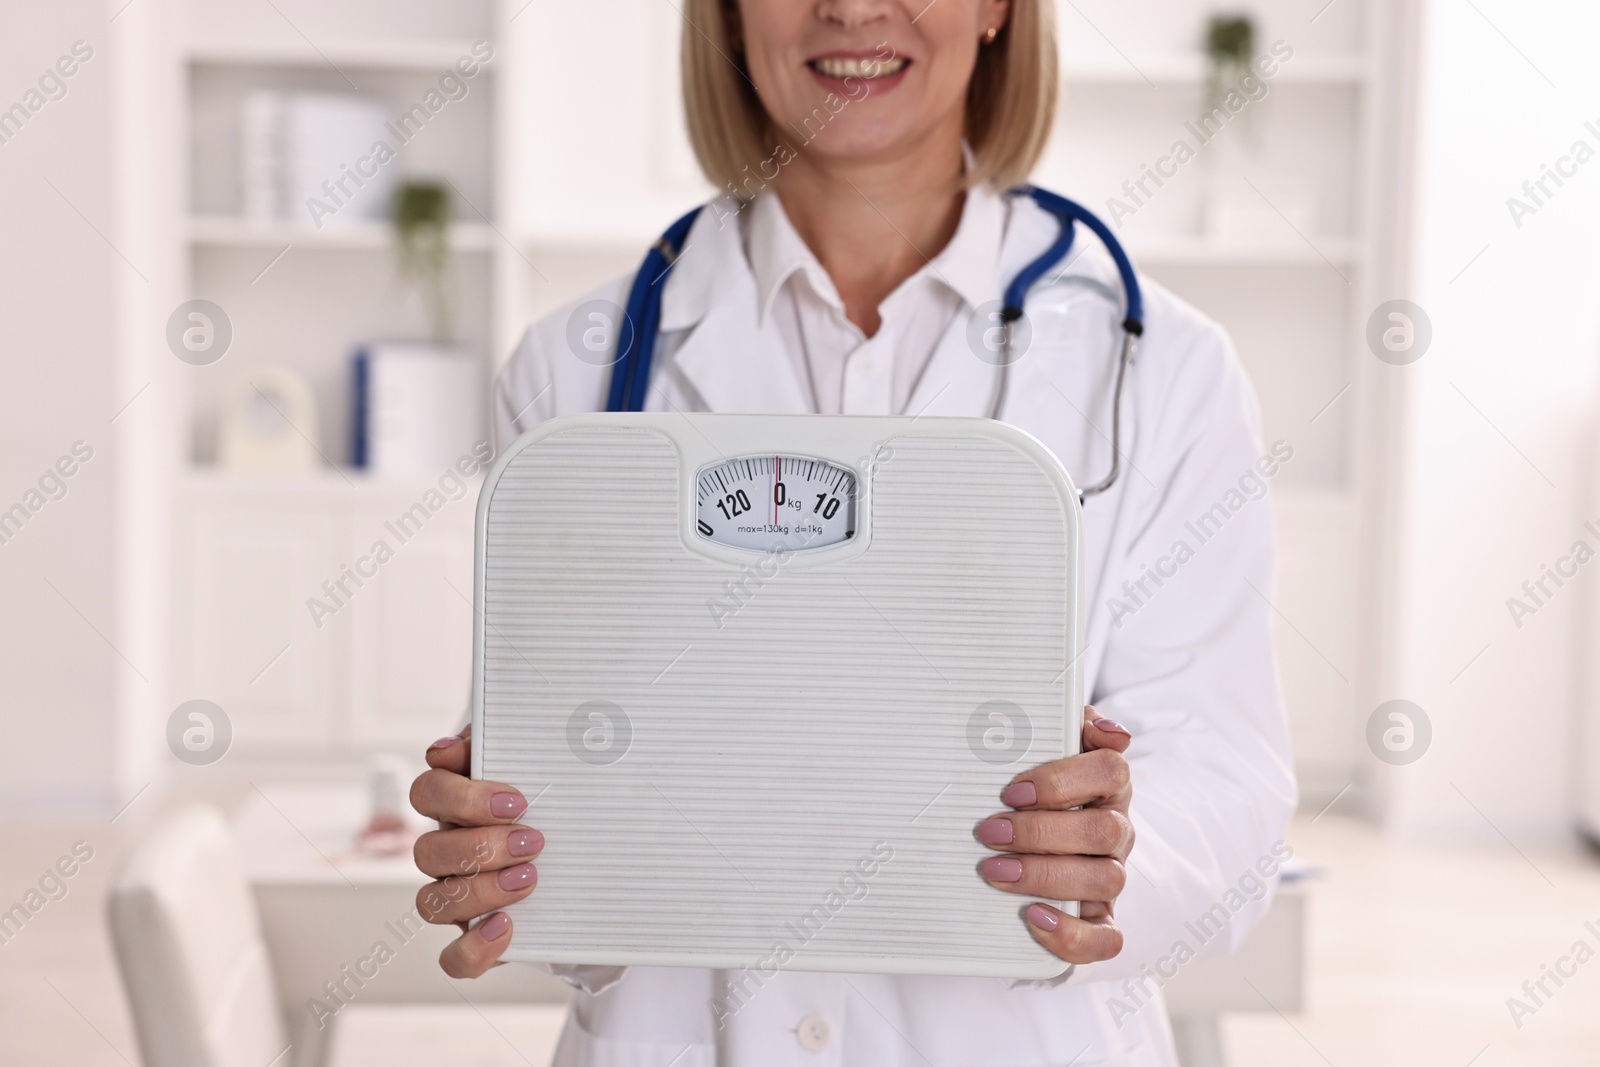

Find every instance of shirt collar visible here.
[745,190,837,325]
[742,179,1006,328]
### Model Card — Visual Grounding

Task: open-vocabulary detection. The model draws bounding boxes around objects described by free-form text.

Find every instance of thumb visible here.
[425,723,473,773]
[1082,706,1132,754]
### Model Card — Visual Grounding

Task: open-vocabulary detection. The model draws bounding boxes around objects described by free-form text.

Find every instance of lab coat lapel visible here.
[668,298,814,415]
[902,322,1000,418]
[657,209,812,416]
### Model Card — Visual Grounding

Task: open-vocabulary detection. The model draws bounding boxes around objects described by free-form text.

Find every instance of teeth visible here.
[812,55,907,79]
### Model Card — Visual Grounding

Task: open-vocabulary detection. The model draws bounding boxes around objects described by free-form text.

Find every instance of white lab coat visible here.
[492,188,1297,1067]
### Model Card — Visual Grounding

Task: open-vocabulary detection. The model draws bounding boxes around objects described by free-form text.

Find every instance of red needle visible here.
[774,456,780,524]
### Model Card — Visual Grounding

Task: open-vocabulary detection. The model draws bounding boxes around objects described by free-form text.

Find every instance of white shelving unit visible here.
[1042,3,1384,800]
[172,469,480,753]
[173,0,515,755]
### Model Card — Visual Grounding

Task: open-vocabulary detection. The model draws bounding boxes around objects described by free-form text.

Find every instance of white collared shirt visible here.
[743,186,1002,416]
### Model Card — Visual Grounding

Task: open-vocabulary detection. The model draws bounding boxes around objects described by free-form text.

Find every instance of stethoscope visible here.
[605,185,1144,500]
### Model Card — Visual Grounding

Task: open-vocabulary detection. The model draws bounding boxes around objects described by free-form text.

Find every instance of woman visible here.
[411,0,1295,1063]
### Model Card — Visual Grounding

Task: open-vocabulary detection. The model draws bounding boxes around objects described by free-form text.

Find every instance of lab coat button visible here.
[796,1013,831,1052]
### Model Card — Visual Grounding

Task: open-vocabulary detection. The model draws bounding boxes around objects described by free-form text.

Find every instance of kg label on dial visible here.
[695,454,856,552]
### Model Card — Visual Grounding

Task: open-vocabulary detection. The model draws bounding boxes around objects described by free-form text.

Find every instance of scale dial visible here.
[695,454,856,552]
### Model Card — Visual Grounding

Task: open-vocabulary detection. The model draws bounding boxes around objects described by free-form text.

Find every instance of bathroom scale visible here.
[472,413,1083,979]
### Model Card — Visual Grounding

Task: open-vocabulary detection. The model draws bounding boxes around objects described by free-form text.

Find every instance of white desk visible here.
[235,784,571,1067]
[1163,882,1307,1067]
[326,1004,569,1067]
[236,781,440,888]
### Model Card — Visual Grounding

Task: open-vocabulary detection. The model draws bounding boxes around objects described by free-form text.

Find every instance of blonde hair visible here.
[681,0,1058,194]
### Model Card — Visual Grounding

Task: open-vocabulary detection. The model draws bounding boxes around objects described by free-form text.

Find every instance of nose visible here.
[814,0,895,32]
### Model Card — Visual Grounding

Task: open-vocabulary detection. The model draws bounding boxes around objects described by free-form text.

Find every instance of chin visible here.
[789,116,926,164]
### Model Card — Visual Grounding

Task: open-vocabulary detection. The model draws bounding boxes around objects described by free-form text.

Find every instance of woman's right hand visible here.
[410,725,542,978]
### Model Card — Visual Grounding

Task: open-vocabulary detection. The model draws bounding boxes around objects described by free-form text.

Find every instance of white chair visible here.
[108,805,292,1067]
[109,801,570,1067]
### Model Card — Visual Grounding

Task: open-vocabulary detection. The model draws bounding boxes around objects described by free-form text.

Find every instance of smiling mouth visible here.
[807,55,910,79]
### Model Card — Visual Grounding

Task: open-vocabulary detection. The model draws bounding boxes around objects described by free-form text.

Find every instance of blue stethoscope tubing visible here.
[605,185,1145,500]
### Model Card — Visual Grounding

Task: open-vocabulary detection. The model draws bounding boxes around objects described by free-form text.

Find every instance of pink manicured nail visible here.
[977,818,1014,846]
[497,863,537,891]
[1001,781,1037,808]
[491,792,528,819]
[983,856,1023,882]
[428,735,461,750]
[480,912,511,941]
[507,828,544,857]
[1094,719,1130,736]
[1026,903,1060,932]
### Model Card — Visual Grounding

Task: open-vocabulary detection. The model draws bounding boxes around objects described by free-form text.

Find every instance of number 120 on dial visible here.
[694,455,856,552]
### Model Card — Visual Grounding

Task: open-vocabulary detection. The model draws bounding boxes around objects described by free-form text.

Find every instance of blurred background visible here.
[2,0,1598,1064]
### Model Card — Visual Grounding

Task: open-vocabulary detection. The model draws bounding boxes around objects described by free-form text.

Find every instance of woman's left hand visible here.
[976,706,1134,964]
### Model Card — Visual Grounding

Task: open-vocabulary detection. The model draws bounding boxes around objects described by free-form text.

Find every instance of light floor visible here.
[1,805,1597,1066]
[1223,813,1600,1066]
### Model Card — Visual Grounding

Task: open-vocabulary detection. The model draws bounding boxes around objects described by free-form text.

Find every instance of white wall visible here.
[1377,0,1600,840]
[0,0,180,816]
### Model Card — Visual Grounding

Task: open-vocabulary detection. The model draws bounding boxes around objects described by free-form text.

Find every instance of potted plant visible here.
[351,180,482,475]
[391,180,453,343]
[1203,13,1256,116]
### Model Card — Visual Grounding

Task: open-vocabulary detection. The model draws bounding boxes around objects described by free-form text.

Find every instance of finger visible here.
[980,853,1126,901]
[1081,707,1132,754]
[416,863,538,927]
[410,767,527,827]
[426,724,473,773]
[1024,900,1124,964]
[414,824,545,878]
[975,808,1134,860]
[1001,748,1130,811]
[439,911,513,979]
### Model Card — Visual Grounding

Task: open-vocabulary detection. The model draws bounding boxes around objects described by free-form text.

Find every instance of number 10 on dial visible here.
[695,455,856,552]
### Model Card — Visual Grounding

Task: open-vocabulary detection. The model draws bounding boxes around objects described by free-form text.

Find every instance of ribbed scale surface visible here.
[480,428,1072,977]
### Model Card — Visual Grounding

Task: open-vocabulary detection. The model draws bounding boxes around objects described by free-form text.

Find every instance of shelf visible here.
[1061,53,1370,86]
[180,467,487,502]
[1128,235,1364,266]
[1274,485,1358,506]
[185,38,490,72]
[188,216,496,251]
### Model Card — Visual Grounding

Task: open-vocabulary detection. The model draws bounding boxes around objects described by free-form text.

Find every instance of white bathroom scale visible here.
[472,413,1083,979]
